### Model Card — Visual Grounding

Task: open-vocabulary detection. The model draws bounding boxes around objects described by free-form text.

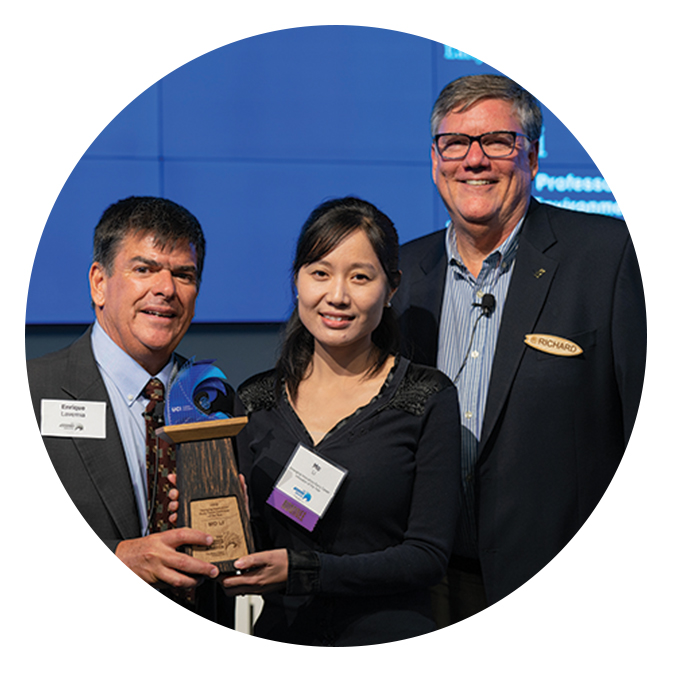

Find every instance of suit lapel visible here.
[417,231,448,314]
[62,330,141,539]
[479,201,558,456]
[408,232,448,364]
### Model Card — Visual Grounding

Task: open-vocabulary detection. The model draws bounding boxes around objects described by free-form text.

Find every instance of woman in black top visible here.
[224,197,461,646]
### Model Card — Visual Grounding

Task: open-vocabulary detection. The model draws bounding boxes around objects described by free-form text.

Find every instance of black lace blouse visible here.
[235,356,461,646]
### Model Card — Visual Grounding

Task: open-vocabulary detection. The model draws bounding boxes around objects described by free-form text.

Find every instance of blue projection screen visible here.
[26,26,619,324]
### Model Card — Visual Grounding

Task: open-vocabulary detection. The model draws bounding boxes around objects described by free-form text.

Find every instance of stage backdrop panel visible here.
[27,25,618,325]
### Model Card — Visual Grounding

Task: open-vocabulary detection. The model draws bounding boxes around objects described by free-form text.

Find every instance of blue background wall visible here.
[26,26,619,384]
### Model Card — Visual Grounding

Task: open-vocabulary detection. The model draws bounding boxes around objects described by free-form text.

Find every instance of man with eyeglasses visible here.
[392,74,646,626]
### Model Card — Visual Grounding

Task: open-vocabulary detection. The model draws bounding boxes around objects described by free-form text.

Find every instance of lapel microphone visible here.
[472,293,496,317]
[453,293,497,381]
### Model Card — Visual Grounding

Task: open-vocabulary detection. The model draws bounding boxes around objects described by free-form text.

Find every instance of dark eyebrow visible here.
[172,265,198,275]
[130,256,197,274]
[130,256,160,267]
[345,262,379,275]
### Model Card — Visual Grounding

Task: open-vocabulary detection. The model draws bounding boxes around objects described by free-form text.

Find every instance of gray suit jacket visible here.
[28,326,140,552]
[27,326,235,625]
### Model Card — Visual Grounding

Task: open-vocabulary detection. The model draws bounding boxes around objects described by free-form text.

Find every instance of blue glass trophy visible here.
[165,359,234,426]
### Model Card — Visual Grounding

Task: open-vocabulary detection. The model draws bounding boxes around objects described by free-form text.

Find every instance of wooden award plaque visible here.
[156,416,253,575]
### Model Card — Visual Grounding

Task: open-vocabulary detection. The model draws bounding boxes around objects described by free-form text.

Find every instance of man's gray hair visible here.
[430,74,543,142]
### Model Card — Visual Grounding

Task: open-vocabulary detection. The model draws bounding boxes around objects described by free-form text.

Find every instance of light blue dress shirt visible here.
[436,220,521,557]
[91,321,174,536]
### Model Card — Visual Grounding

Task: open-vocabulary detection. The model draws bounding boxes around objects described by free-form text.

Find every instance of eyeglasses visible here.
[433,131,529,160]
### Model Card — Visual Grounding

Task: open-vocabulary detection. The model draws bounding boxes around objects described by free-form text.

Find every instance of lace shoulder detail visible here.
[237,369,277,415]
[382,363,452,416]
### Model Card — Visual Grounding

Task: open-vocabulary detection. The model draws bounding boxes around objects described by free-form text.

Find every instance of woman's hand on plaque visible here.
[221,549,288,596]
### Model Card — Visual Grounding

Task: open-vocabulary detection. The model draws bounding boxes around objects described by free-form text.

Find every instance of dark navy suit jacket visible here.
[392,199,647,604]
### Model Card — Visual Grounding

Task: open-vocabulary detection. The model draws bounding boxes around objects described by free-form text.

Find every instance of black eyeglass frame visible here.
[433,130,531,160]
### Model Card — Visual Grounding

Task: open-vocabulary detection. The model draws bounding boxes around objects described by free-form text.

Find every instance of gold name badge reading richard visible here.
[524,334,584,357]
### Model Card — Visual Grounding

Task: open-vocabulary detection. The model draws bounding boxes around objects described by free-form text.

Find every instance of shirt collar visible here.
[445,217,524,274]
[91,321,174,407]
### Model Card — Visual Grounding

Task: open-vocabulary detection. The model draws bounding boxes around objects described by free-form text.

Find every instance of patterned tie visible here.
[143,377,200,609]
[143,378,175,534]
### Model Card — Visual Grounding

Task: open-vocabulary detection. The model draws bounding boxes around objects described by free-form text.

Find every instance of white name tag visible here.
[40,399,107,439]
[267,443,348,531]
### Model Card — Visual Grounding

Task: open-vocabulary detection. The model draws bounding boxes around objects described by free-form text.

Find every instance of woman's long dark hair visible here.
[277,196,401,401]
